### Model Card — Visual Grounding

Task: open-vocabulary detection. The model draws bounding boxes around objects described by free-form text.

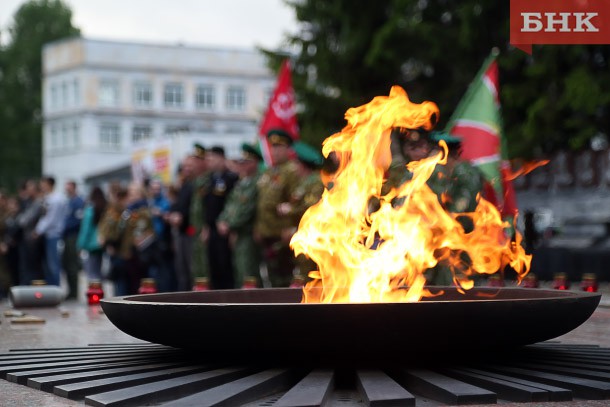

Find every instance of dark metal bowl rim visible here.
[101,287,601,306]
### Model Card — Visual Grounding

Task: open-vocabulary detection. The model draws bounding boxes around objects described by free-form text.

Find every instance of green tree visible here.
[264,0,609,159]
[501,45,610,158]
[0,0,80,192]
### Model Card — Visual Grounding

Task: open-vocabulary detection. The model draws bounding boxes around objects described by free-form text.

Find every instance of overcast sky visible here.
[0,0,298,49]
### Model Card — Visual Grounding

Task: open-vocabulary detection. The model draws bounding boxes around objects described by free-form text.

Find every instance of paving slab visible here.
[1,287,610,406]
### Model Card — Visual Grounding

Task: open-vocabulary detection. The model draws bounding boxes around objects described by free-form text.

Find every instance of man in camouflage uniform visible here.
[254,129,301,287]
[276,141,325,283]
[189,144,211,286]
[99,184,155,295]
[217,143,263,287]
[397,128,483,285]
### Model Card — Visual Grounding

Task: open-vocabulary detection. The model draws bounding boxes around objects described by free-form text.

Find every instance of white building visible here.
[42,37,276,189]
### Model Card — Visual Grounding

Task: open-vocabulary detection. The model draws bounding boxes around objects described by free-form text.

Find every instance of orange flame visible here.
[506,159,550,181]
[291,86,531,303]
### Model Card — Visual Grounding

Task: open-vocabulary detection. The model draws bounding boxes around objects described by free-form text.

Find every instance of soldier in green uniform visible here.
[430,131,483,218]
[189,143,211,286]
[99,183,156,295]
[217,143,263,288]
[254,129,301,287]
[276,141,325,283]
[396,128,484,285]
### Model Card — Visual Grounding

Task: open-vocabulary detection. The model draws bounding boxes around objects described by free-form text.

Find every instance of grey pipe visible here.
[9,285,63,307]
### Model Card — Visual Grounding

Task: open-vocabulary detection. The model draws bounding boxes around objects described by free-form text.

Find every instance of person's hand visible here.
[199,226,210,243]
[277,202,292,216]
[217,221,230,236]
[229,232,237,249]
[168,212,183,226]
[253,230,262,244]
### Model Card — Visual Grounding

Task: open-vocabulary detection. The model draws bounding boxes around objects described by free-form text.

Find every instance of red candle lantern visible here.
[138,278,158,294]
[192,277,209,291]
[581,273,598,293]
[552,273,570,290]
[86,280,104,305]
[242,277,258,289]
[289,275,305,288]
[522,274,539,288]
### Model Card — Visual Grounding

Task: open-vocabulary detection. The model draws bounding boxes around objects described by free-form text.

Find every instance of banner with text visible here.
[510,0,610,54]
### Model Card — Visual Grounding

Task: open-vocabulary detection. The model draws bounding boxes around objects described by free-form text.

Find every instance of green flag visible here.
[446,49,517,218]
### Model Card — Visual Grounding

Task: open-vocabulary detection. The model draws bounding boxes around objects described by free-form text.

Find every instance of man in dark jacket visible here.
[63,180,84,299]
[203,146,238,289]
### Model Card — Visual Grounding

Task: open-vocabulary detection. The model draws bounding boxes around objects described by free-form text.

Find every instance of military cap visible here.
[193,143,206,159]
[293,141,324,168]
[430,131,462,145]
[240,142,263,161]
[267,128,294,146]
[209,145,226,157]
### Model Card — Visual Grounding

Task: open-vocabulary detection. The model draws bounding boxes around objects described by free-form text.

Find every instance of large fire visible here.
[291,86,531,303]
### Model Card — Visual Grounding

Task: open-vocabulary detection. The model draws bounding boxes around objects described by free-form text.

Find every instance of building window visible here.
[99,79,120,107]
[164,83,183,108]
[100,124,121,150]
[134,82,153,108]
[61,81,68,108]
[195,85,215,109]
[72,122,80,149]
[62,123,69,149]
[226,86,246,111]
[73,79,80,106]
[132,125,152,143]
[265,87,274,107]
[165,124,190,134]
[50,125,58,151]
[50,85,58,109]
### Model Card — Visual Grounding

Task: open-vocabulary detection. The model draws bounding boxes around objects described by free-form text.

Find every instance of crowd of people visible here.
[0,123,487,299]
[0,128,326,298]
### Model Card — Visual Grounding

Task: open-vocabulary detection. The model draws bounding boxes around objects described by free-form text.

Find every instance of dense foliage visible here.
[0,0,80,191]
[263,0,610,158]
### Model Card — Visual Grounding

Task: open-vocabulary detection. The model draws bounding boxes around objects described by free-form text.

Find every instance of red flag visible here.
[258,59,299,166]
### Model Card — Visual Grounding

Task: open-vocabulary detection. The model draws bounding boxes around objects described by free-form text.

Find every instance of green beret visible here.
[240,142,262,161]
[293,141,323,168]
[430,131,462,144]
[192,143,206,159]
[267,128,294,146]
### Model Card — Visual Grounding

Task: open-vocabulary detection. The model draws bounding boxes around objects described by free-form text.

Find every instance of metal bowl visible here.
[101,287,600,364]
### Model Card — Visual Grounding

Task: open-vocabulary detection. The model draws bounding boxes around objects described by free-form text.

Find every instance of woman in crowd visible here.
[77,186,107,281]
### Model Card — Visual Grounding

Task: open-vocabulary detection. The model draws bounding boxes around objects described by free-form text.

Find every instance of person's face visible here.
[181,157,195,179]
[403,139,431,162]
[238,159,258,177]
[40,180,51,194]
[270,143,290,164]
[206,153,225,172]
[65,182,76,196]
[127,183,143,203]
[192,156,207,176]
[150,180,162,196]
[6,197,19,214]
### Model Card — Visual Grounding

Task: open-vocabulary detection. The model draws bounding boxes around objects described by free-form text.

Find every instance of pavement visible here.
[1,285,610,406]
